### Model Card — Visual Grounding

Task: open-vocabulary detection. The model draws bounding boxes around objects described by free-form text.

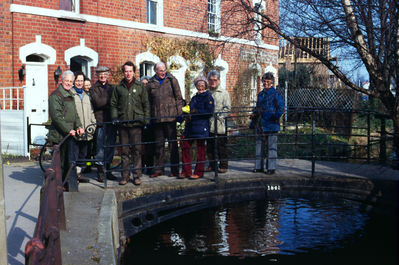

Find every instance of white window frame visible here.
[60,0,80,14]
[208,0,221,34]
[146,0,163,26]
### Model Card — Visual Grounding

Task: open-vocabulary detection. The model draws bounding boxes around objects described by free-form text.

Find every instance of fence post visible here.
[295,111,299,158]
[213,113,219,184]
[367,113,371,163]
[379,116,386,164]
[311,111,316,178]
[68,138,79,192]
[283,81,288,131]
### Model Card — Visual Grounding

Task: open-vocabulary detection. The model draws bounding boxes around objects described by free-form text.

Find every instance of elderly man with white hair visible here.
[48,70,84,188]
[146,62,184,178]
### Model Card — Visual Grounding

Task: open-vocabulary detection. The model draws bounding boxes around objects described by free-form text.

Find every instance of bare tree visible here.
[221,0,399,163]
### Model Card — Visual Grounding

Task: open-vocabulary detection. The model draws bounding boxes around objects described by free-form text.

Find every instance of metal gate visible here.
[0,87,27,156]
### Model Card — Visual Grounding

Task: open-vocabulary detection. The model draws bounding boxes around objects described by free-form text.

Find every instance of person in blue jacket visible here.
[251,72,284,174]
[179,76,215,179]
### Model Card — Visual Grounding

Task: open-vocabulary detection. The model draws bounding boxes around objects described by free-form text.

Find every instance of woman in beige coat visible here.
[71,71,97,182]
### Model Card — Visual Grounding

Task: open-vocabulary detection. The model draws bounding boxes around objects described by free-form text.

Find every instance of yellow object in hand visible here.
[182,105,190,113]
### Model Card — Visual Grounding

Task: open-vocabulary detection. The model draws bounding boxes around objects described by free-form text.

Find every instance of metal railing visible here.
[24,135,69,264]
[24,107,396,263]
[27,107,395,186]
[0,86,24,110]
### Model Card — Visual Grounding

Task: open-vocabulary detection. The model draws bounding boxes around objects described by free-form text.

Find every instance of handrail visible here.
[25,135,69,264]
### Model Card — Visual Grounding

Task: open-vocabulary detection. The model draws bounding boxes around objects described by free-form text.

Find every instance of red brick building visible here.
[0,0,279,154]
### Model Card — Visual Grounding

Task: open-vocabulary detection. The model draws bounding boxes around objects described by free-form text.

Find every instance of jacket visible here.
[184,90,215,138]
[110,79,150,127]
[146,72,183,123]
[71,88,97,141]
[90,80,114,125]
[254,86,284,132]
[48,85,82,144]
[209,86,231,134]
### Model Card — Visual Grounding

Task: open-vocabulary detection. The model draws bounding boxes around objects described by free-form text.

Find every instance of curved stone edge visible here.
[97,189,119,265]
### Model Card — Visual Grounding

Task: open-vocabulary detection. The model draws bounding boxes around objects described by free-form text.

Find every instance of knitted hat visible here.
[194,76,208,89]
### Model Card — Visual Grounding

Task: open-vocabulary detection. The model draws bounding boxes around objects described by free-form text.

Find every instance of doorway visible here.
[25,63,49,145]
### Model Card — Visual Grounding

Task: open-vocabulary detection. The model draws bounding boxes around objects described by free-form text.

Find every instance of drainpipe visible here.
[0,115,9,264]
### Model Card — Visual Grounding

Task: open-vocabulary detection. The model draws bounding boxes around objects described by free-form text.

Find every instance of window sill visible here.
[58,11,86,22]
[208,31,220,38]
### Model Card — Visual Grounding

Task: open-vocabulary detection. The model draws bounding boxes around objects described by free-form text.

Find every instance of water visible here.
[123,198,398,265]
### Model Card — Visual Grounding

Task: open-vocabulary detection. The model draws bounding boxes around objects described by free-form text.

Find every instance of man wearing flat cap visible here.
[90,66,117,182]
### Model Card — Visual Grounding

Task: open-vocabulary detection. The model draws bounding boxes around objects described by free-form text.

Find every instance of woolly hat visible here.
[194,76,208,89]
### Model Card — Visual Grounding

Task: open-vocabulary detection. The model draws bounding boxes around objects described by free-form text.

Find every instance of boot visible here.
[77,166,90,183]
[106,164,117,180]
[97,165,104,183]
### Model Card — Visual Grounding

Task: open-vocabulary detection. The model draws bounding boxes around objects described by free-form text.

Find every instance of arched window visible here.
[140,61,155,78]
[26,54,45,63]
[70,56,89,76]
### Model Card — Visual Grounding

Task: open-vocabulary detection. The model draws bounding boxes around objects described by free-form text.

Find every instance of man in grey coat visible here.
[206,70,231,173]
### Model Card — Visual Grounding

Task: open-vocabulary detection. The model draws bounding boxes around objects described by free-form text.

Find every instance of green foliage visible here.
[278,65,313,88]
[227,127,352,160]
[144,37,216,71]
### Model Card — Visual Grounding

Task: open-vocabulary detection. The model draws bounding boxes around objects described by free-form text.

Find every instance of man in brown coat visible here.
[90,66,117,182]
[146,62,184,177]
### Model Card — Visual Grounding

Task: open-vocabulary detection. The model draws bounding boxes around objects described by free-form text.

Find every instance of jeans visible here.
[255,132,278,171]
[95,124,116,167]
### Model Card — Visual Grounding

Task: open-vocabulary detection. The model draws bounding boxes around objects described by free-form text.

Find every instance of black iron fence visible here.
[24,107,396,262]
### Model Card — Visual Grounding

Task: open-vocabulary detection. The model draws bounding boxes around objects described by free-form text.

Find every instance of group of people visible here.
[48,59,284,188]
[47,61,236,187]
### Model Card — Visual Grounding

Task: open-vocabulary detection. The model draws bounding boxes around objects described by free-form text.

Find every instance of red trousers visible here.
[181,138,206,176]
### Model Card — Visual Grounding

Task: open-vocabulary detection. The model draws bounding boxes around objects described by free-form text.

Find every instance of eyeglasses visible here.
[208,79,219,82]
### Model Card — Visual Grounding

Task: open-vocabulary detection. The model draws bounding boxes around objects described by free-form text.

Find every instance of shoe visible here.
[218,168,228,174]
[265,170,276,175]
[178,173,189,179]
[252,169,263,173]
[204,166,214,172]
[169,173,179,177]
[106,172,117,180]
[97,172,104,183]
[189,174,201,180]
[77,173,90,183]
[150,171,164,178]
[119,177,130,185]
[133,177,142,185]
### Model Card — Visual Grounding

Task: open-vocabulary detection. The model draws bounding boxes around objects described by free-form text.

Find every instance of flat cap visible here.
[96,66,110,73]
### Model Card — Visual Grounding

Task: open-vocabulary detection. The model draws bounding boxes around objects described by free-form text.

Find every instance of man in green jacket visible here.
[110,61,150,185]
[48,70,84,186]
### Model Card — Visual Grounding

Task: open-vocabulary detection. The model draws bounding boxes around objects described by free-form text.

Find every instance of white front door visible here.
[25,63,49,145]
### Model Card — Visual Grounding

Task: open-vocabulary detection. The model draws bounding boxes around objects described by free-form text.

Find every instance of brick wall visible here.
[7,0,279,99]
[0,0,13,87]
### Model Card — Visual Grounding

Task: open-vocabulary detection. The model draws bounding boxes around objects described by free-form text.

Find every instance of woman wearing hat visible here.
[179,76,215,179]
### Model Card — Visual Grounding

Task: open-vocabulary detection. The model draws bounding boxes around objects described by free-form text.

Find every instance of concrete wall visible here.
[0,110,27,156]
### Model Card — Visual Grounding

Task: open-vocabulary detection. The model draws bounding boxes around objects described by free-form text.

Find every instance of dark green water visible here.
[123,198,398,265]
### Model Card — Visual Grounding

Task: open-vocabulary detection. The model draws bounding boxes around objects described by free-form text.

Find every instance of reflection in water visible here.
[124,198,398,265]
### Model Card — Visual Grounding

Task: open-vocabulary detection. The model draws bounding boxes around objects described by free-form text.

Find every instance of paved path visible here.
[3,159,398,264]
[4,161,42,265]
